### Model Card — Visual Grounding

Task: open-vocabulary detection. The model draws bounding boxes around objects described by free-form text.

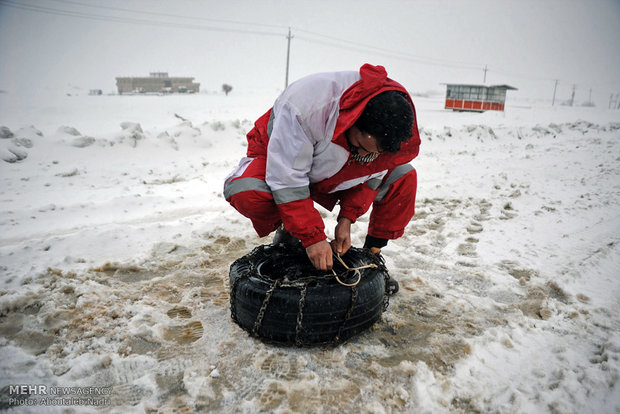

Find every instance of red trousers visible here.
[225,158,417,242]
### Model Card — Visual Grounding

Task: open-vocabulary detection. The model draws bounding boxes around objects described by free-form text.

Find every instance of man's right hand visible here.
[306,240,333,271]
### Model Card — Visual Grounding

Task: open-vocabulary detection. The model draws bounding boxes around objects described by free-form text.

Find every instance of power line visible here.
[488,66,564,84]
[0,0,488,73]
[0,0,283,37]
[294,29,585,87]
[295,35,482,71]
[295,27,482,71]
[47,0,288,31]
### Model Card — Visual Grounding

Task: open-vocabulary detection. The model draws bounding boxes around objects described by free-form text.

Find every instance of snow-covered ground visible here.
[1,91,619,413]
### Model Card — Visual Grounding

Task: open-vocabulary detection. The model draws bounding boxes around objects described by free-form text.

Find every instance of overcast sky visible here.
[1,0,619,105]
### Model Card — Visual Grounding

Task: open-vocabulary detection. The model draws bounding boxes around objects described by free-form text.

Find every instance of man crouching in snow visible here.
[223,63,421,282]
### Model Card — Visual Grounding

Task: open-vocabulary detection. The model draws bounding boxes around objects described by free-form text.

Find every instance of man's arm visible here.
[265,103,329,256]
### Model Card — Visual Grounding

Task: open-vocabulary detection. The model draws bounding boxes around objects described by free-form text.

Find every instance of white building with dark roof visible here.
[116,72,200,94]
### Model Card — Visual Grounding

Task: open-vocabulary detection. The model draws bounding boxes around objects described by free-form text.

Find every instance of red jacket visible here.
[243,64,420,247]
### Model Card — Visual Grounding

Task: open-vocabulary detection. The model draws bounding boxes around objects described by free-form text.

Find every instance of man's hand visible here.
[306,240,333,270]
[332,217,352,256]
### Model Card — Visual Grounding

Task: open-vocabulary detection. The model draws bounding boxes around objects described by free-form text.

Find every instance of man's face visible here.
[347,125,382,157]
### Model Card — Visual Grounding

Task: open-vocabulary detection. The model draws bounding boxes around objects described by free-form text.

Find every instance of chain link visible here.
[369,252,393,311]
[252,279,279,337]
[229,261,251,325]
[334,286,358,344]
[230,277,239,323]
[295,285,308,346]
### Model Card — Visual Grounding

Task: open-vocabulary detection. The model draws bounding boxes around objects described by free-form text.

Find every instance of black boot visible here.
[363,242,399,296]
[386,277,399,296]
[272,225,301,247]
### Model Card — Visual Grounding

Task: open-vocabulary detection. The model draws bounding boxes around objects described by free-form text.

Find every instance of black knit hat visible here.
[356,90,414,153]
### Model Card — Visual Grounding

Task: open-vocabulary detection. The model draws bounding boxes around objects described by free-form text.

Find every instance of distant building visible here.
[444,84,517,112]
[115,72,200,94]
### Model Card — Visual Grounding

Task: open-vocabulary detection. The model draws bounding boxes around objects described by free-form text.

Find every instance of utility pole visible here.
[609,93,620,109]
[552,79,558,106]
[284,27,293,89]
[483,65,488,83]
[609,93,619,110]
[569,84,576,107]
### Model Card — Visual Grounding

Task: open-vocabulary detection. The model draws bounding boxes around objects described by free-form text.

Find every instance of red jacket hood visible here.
[332,64,421,169]
[314,64,421,188]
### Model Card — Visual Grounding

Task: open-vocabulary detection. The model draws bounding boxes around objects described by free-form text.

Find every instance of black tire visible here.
[229,243,389,346]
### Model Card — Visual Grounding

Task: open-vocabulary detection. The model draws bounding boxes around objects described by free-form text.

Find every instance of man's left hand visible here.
[332,217,352,256]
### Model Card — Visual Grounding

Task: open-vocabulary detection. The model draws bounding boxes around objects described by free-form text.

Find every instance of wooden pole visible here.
[285,27,293,89]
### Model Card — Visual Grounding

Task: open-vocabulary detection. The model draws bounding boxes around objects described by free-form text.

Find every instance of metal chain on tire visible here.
[232,245,391,345]
[230,276,240,324]
[229,261,250,325]
[230,247,266,326]
[295,284,308,346]
[370,252,392,312]
[334,285,358,344]
[252,279,279,337]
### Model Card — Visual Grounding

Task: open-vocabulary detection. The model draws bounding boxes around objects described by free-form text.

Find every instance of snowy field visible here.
[1,91,619,413]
